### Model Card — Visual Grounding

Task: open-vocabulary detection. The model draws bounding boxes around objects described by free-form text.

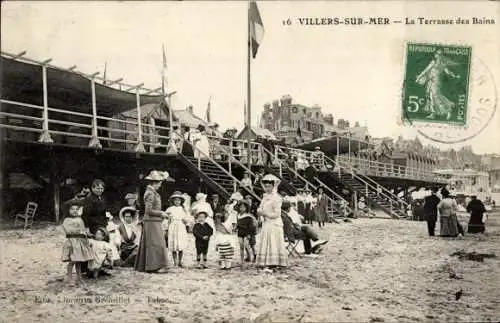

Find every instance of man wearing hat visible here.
[423,187,441,236]
[210,194,225,221]
[282,200,328,257]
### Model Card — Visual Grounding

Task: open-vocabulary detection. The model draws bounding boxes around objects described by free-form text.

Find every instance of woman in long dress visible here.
[466,195,487,233]
[193,125,210,159]
[437,188,460,237]
[256,174,288,272]
[181,125,194,157]
[134,171,170,273]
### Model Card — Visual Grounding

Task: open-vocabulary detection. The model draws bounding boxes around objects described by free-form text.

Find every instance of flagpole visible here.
[246,1,252,169]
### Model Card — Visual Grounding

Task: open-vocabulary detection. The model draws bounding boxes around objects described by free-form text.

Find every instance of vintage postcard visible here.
[1,1,499,322]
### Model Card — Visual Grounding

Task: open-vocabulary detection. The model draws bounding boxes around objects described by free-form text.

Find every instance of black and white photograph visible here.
[0,1,499,322]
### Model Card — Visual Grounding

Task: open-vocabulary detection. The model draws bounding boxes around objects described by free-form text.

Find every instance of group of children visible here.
[60,189,262,286]
[159,191,259,270]
[61,199,118,285]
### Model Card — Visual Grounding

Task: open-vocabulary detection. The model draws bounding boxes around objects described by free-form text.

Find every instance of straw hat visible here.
[229,192,244,202]
[169,191,185,201]
[234,199,251,211]
[124,193,138,200]
[315,146,320,150]
[261,174,280,184]
[195,204,212,217]
[145,170,165,181]
[195,192,207,201]
[119,206,137,221]
[105,212,113,220]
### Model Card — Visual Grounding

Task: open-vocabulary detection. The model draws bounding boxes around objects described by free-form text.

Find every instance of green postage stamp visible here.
[402,43,472,126]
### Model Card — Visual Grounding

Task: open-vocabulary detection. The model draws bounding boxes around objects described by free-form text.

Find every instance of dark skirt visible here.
[182,141,194,157]
[468,213,485,233]
[134,218,169,272]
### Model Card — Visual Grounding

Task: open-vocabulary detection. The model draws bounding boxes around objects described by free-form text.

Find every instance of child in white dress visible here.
[88,227,114,278]
[166,191,193,267]
[106,212,122,265]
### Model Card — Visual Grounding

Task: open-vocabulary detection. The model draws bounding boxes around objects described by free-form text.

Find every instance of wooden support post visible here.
[135,88,145,152]
[38,64,54,143]
[353,190,358,217]
[54,182,61,224]
[89,78,102,149]
[149,117,156,153]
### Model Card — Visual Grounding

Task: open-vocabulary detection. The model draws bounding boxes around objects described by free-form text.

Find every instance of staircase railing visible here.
[321,155,406,217]
[179,139,261,202]
[212,144,262,202]
[313,176,353,215]
[269,145,349,216]
[271,144,406,217]
[324,154,410,211]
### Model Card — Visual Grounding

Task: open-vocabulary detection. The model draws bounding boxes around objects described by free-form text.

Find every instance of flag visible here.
[162,44,167,94]
[103,62,107,85]
[206,96,212,123]
[249,1,264,58]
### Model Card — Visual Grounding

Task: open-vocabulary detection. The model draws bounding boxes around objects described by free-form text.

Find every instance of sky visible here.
[2,1,499,153]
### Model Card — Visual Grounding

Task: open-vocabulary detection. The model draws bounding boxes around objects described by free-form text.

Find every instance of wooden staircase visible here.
[176,143,261,202]
[327,170,407,219]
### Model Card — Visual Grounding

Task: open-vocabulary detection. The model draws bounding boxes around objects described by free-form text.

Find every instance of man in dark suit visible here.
[423,187,441,236]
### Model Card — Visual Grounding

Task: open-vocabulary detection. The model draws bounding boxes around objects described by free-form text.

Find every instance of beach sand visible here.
[1,213,499,322]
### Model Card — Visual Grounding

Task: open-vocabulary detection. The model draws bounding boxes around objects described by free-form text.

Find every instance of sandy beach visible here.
[1,213,499,323]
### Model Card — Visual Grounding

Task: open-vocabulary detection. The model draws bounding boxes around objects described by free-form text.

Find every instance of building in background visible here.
[259,94,369,145]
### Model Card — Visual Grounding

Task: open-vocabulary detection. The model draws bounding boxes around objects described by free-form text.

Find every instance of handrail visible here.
[320,154,407,213]
[267,145,348,213]
[275,148,345,215]
[313,176,353,213]
[323,154,409,210]
[183,139,262,203]
[337,155,447,183]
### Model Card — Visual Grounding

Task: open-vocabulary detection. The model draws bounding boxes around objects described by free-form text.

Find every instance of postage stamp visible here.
[400,42,497,144]
[402,43,472,126]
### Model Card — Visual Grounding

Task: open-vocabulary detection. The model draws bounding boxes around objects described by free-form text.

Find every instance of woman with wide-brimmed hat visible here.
[117,206,140,267]
[134,170,170,273]
[255,174,288,272]
[166,191,193,267]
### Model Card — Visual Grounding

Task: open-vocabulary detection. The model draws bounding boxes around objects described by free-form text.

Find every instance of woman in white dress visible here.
[256,174,288,272]
[193,125,210,159]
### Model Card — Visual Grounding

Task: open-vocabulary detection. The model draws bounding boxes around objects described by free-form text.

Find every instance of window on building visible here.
[303,108,306,114]
[292,106,298,113]
[316,112,320,118]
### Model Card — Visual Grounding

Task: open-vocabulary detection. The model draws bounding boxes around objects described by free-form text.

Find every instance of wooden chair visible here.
[14,202,38,230]
[281,213,303,258]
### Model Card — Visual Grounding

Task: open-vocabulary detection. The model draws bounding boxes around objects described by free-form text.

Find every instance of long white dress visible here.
[256,192,288,267]
[194,132,210,159]
[166,205,192,251]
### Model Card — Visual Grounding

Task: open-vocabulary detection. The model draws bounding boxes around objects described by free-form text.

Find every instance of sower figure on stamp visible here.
[415,49,461,120]
[423,187,441,236]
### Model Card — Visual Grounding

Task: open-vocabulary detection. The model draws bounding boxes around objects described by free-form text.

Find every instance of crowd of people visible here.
[59,170,330,285]
[423,187,488,237]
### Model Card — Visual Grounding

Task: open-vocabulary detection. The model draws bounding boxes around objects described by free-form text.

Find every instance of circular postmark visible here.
[402,52,497,144]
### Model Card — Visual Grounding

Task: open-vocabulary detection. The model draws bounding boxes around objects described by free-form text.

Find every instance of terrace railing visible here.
[0,99,172,152]
[336,155,448,183]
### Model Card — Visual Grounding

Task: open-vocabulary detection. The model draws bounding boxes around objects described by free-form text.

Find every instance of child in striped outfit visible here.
[215,234,234,270]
